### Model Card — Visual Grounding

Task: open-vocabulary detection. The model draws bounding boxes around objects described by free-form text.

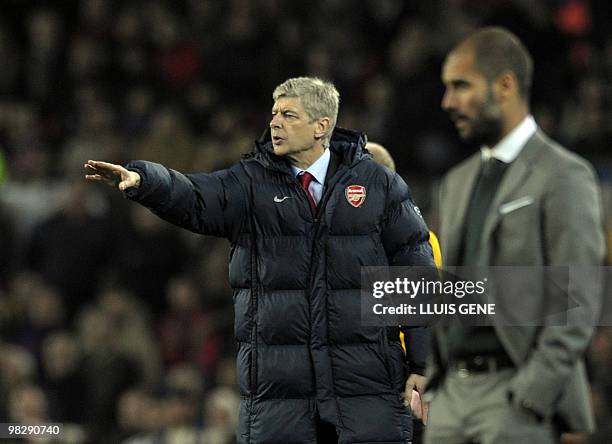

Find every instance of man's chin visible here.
[458,127,491,146]
[457,129,473,143]
[273,145,287,156]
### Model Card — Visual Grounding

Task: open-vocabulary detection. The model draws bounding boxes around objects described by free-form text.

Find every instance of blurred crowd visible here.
[0,0,611,442]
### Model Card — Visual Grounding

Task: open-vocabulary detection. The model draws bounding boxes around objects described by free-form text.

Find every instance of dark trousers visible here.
[412,418,424,444]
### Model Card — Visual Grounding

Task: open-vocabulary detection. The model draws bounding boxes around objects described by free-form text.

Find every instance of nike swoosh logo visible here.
[274,196,291,203]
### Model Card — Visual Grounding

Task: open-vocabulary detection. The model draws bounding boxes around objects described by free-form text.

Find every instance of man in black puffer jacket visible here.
[85,77,435,444]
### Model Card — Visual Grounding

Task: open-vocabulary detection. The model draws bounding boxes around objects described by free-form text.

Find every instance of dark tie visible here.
[448,156,509,358]
[460,157,509,266]
[298,172,317,210]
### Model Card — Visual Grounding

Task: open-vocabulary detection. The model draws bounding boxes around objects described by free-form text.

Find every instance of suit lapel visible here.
[479,161,530,255]
[479,131,545,263]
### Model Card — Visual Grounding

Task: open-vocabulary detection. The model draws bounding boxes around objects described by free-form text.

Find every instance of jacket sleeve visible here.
[508,158,605,418]
[400,327,430,375]
[381,173,435,267]
[382,173,436,374]
[123,160,246,240]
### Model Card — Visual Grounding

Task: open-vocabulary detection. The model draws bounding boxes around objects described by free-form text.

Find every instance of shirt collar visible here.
[291,148,331,184]
[481,115,537,164]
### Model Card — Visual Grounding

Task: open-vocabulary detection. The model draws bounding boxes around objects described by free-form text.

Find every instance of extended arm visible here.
[381,172,436,421]
[85,159,246,239]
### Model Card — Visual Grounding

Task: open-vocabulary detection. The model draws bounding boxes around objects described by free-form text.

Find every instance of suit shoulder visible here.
[441,152,479,186]
[536,132,597,177]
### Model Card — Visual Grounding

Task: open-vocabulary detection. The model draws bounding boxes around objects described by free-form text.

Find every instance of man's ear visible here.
[314,117,331,140]
[493,71,518,101]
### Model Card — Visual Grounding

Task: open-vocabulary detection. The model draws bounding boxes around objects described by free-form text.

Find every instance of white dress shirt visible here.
[290,148,331,205]
[481,115,537,164]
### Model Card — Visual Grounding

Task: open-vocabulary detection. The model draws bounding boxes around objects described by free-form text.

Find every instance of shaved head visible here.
[366,142,396,172]
[452,27,533,101]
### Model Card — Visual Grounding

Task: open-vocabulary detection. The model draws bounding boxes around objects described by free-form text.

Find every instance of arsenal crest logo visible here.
[345,185,366,208]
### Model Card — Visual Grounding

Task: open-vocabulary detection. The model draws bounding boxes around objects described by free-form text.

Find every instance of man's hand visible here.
[84,160,141,191]
[404,373,428,424]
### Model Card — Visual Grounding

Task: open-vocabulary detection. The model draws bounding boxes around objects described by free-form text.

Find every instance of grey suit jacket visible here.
[429,129,606,432]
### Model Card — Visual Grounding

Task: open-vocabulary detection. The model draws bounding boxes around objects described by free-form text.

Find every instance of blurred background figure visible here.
[40,331,87,424]
[202,386,241,444]
[8,384,50,424]
[429,27,605,444]
[158,275,223,383]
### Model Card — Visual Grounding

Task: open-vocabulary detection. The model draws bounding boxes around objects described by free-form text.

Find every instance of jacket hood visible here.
[245,127,369,173]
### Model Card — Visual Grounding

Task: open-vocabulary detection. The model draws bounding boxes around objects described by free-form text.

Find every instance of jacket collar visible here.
[246,127,368,174]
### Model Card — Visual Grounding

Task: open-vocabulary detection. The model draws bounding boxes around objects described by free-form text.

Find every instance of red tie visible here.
[298,172,317,210]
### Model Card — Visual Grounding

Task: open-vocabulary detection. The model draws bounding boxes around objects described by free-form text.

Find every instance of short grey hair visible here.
[272,77,340,148]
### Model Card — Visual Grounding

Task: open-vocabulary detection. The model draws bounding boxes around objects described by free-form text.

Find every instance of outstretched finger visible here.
[88,160,124,173]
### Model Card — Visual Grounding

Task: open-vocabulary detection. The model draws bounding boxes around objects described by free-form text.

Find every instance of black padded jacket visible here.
[125,127,434,443]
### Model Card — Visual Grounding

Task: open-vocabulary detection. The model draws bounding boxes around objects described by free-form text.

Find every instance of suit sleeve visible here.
[123,160,246,240]
[508,158,606,418]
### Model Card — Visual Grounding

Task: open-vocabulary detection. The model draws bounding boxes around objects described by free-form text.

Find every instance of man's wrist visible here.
[123,168,144,197]
[407,364,425,376]
[131,171,141,188]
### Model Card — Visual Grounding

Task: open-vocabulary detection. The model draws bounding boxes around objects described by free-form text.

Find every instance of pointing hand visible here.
[84,160,141,191]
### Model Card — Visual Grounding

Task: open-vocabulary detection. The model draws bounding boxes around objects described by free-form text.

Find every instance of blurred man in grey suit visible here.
[425,27,606,443]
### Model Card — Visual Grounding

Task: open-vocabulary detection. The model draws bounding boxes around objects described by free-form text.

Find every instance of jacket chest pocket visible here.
[494,197,542,263]
[251,183,310,234]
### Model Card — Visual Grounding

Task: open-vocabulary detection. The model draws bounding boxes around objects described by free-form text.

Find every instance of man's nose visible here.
[270,114,281,128]
[441,90,455,111]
